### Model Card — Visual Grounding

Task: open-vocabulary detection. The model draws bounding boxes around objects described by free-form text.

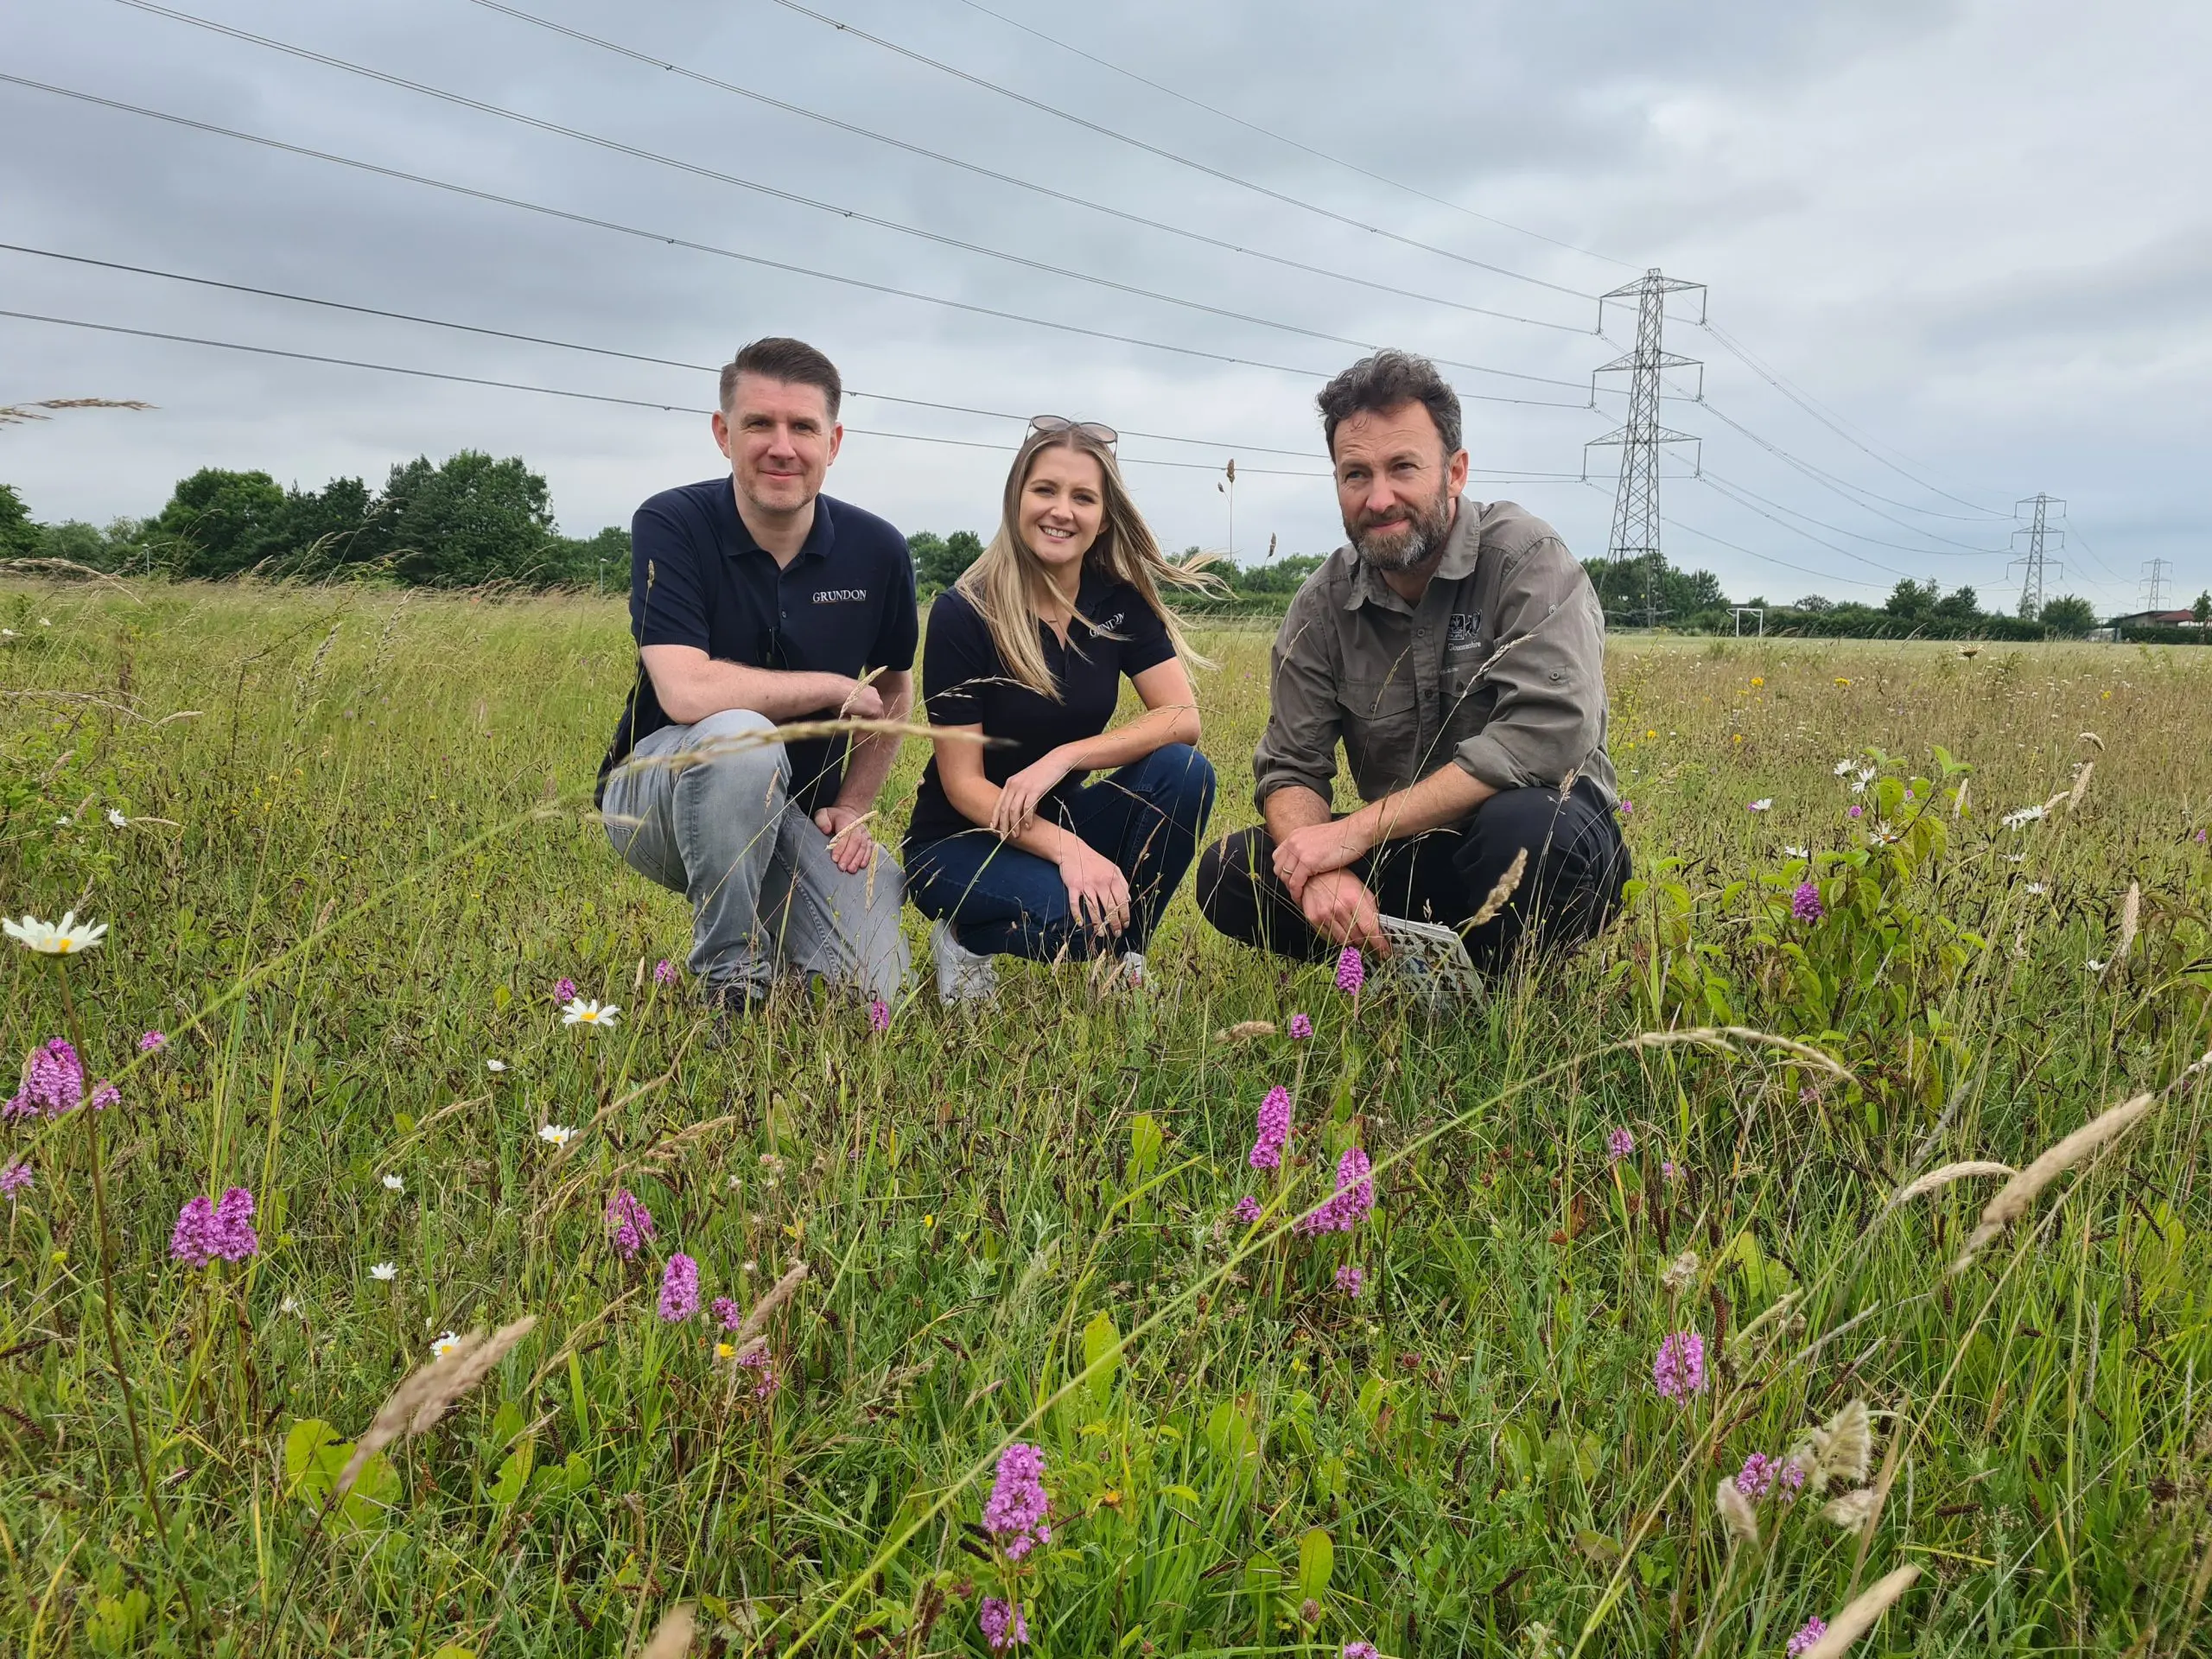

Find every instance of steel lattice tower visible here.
[2010,493,2064,619]
[1586,268,1705,624]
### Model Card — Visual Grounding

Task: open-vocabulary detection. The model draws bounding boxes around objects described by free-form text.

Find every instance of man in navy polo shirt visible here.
[597,337,917,1011]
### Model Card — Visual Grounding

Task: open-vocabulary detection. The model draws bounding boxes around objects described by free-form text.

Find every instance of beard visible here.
[1348,486,1453,574]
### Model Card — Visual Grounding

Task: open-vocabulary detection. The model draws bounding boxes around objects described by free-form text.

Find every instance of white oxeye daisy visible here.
[486,1058,507,1072]
[2025,882,2048,895]
[2086,958,2107,974]
[561,997,620,1029]
[431,1330,461,1359]
[55,816,73,827]
[381,1173,404,1193]
[1784,845,1809,859]
[106,809,128,828]
[538,1123,574,1147]
[1746,798,1773,812]
[369,1261,397,1281]
[1833,759,1854,777]
[2001,804,2046,830]
[3,911,110,955]
[280,1294,302,1315]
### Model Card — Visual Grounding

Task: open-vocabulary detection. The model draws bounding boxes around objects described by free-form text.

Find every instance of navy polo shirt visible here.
[905,569,1175,847]
[597,478,918,813]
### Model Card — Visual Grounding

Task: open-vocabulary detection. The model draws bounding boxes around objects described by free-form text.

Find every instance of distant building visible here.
[2109,609,2200,629]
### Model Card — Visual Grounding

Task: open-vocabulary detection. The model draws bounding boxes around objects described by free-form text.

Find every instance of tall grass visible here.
[1,578,2207,1656]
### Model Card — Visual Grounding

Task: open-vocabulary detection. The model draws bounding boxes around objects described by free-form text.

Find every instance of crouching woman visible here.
[905,417,1219,1003]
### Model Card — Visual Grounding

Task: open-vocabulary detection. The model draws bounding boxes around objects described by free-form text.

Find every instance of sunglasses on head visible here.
[1027,415,1117,451]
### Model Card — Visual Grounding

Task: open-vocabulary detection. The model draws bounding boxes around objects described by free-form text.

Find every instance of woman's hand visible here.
[1056,839,1131,940]
[990,748,1077,839]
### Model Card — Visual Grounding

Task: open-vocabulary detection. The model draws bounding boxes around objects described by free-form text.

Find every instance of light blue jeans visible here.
[600,709,908,1001]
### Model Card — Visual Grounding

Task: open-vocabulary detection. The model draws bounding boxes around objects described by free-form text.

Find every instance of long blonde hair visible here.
[955,426,1222,701]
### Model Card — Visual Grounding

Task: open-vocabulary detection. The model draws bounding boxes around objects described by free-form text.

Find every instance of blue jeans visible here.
[906,744,1217,960]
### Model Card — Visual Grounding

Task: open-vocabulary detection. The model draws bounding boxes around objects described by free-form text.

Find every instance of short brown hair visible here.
[1316,348,1461,459]
[719,337,842,422]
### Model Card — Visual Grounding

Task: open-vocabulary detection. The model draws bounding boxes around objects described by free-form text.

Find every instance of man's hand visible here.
[838,680,887,722]
[1272,812,1376,901]
[990,749,1075,839]
[1299,868,1387,954]
[1057,840,1131,939]
[812,804,876,874]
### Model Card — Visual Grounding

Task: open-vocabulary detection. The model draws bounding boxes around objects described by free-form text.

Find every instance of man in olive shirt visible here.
[1196,349,1628,973]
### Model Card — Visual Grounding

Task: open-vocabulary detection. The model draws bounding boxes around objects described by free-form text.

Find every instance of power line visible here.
[1655,513,1888,594]
[113,0,1592,391]
[0,240,1587,482]
[765,0,1595,302]
[0,307,1599,490]
[1585,269,1704,608]
[2008,493,2064,617]
[1695,318,2012,518]
[463,0,1592,337]
[946,0,1634,270]
[1695,467,2005,559]
[0,73,1595,411]
[1690,474,1911,580]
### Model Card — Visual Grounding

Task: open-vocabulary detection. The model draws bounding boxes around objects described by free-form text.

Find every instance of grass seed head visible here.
[1714,1476,1760,1547]
[2067,760,2094,810]
[1213,1020,1277,1044]
[727,1262,809,1353]
[637,1604,695,1657]
[1953,1092,2157,1272]
[1791,1398,1871,1492]
[334,1316,537,1501]
[1469,847,1529,930]
[1822,1487,1878,1529]
[1890,1160,2015,1205]
[2116,881,2139,961]
[1800,1564,1921,1657]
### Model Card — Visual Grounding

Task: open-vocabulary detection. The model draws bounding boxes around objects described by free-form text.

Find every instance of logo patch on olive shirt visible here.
[1446,611,1483,651]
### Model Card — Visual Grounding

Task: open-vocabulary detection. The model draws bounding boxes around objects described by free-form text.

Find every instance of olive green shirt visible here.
[1251,496,1618,812]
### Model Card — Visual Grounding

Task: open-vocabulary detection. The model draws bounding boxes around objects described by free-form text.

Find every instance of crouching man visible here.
[1196,348,1628,976]
[597,337,913,1012]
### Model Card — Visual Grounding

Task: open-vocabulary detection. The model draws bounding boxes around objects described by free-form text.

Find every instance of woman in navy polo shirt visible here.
[906,418,1219,1002]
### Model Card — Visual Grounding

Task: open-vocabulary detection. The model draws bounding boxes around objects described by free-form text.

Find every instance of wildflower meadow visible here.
[2,580,2208,1656]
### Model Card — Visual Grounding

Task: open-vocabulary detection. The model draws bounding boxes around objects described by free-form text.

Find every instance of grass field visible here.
[2,577,2208,1657]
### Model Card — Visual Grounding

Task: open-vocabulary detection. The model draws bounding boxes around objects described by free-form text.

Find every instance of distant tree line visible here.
[1585,552,2126,641]
[0,457,629,588]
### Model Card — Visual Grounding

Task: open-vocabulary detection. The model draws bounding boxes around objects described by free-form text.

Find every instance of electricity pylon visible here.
[1585,269,1705,626]
[2009,493,2064,619]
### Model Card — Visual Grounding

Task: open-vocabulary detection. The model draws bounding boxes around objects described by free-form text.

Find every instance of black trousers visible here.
[1194,785,1630,974]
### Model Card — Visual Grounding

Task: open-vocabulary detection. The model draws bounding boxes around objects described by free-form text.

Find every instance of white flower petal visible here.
[369,1261,397,1281]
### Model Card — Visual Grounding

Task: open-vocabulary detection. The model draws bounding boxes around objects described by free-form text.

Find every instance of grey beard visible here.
[1353,495,1451,573]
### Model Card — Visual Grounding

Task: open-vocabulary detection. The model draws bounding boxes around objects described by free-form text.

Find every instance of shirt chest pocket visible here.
[1440,633,1497,746]
[1339,675,1421,785]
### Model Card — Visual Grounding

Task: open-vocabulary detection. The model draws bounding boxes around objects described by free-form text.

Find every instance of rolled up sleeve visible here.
[1452,540,1606,792]
[1251,588,1342,810]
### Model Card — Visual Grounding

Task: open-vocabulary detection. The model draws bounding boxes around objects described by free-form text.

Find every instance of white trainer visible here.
[931,919,999,1005]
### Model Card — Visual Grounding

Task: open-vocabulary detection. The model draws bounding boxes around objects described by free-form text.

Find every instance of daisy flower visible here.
[3,910,109,955]
[431,1331,461,1359]
[486,1058,507,1072]
[106,808,128,828]
[369,1262,397,1282]
[1746,798,1772,812]
[538,1123,574,1147]
[561,998,620,1029]
[381,1173,404,1193]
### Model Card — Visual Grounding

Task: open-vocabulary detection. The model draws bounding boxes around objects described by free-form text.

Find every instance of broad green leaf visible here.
[488,1399,525,1450]
[1128,1112,1162,1184]
[86,1589,150,1655]
[490,1441,534,1508]
[1204,1402,1257,1466]
[1081,1310,1121,1410]
[430,1647,479,1659]
[1296,1526,1335,1601]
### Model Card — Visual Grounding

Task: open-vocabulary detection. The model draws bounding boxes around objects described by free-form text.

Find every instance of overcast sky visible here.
[3,0,2202,611]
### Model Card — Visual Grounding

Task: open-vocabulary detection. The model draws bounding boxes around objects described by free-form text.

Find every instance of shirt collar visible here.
[722,482,836,563]
[1342,494,1481,611]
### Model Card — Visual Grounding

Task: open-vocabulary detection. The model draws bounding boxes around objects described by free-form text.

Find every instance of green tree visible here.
[2038,594,2098,637]
[911,529,984,590]
[370,452,556,587]
[265,477,374,569]
[543,524,632,590]
[154,467,289,578]
[1933,585,1981,621]
[2193,590,2210,626]
[36,520,110,568]
[0,483,36,557]
[1884,578,1940,621]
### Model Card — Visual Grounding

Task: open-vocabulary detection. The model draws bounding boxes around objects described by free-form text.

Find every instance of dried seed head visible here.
[1556,766,1579,802]
[1714,1477,1760,1548]
[1213,1020,1278,1044]
[1952,776,1969,817]
[334,1316,537,1502]
[1659,1249,1700,1294]
[1470,848,1529,930]
[1890,1161,2015,1206]
[727,1262,809,1353]
[638,1604,696,1658]
[1953,1092,2157,1272]
[2117,881,2140,962]
[2066,761,2094,811]
[1822,1486,1879,1529]
[1791,1398,1871,1492]
[1799,1564,1921,1658]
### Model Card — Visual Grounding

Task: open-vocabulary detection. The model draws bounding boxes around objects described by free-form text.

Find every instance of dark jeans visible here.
[1194,784,1630,973]
[906,743,1217,961]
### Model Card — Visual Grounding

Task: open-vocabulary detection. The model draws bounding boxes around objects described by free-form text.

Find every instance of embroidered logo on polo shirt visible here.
[811,588,869,603]
[1446,612,1482,651]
